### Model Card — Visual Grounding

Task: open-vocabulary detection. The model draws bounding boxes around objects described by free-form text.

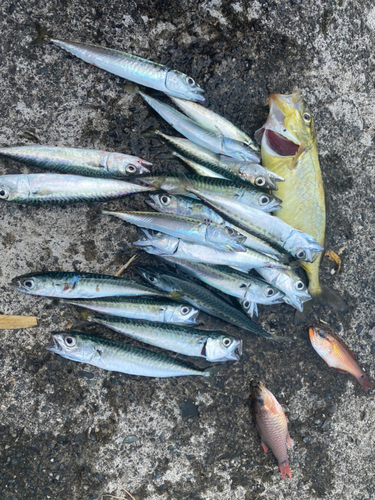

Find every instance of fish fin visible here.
[294,285,348,325]
[203,364,223,384]
[254,127,264,145]
[356,372,373,393]
[31,22,51,45]
[278,460,292,480]
[142,126,160,139]
[286,432,293,448]
[51,298,63,306]
[261,442,268,453]
[290,141,305,169]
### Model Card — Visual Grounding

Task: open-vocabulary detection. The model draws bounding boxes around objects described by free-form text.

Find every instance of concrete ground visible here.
[1,1,374,499]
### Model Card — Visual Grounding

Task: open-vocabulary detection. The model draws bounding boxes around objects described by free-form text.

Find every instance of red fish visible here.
[309,326,372,393]
[252,383,292,479]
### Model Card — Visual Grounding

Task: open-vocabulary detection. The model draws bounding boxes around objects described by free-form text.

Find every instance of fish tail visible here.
[278,460,292,480]
[356,372,373,394]
[30,22,52,45]
[203,364,223,383]
[142,126,160,139]
[294,284,348,325]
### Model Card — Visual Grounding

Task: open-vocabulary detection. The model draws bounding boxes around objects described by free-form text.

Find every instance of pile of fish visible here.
[2,24,371,482]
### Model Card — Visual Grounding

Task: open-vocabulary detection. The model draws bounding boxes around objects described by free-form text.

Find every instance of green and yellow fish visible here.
[256,92,347,320]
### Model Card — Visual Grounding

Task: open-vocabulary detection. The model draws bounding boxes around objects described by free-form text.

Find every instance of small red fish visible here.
[252,383,292,480]
[309,326,372,393]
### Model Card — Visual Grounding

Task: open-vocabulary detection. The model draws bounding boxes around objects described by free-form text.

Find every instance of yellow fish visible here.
[256,92,347,320]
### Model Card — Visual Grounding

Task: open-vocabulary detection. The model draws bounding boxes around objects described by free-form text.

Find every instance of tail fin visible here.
[294,285,348,325]
[203,364,223,385]
[278,460,292,480]
[142,126,161,139]
[356,372,373,394]
[30,23,51,46]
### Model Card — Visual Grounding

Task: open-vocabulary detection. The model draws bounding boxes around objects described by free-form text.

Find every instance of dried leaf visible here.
[326,249,341,276]
[0,315,37,330]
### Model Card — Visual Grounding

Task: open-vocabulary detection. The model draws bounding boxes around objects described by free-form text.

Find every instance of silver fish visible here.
[0,145,151,178]
[140,92,257,161]
[146,193,286,259]
[0,174,153,204]
[183,183,324,262]
[135,174,282,211]
[34,25,204,102]
[47,331,216,378]
[103,210,246,252]
[137,266,281,339]
[162,258,284,317]
[60,296,199,325]
[134,229,290,272]
[153,129,283,189]
[9,271,162,299]
[256,267,311,312]
[86,315,242,362]
[169,96,260,152]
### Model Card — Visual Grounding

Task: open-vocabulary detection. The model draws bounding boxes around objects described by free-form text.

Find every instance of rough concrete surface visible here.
[0,0,374,499]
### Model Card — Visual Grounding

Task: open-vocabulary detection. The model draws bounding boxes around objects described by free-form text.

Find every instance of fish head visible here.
[276,270,311,311]
[238,163,284,191]
[245,283,285,306]
[206,224,246,252]
[165,70,205,102]
[105,153,151,176]
[308,326,335,358]
[252,382,271,409]
[166,303,200,325]
[137,266,177,293]
[255,192,282,213]
[205,335,243,362]
[9,273,60,296]
[146,193,180,215]
[133,228,179,254]
[0,175,30,202]
[46,332,96,363]
[283,230,324,262]
[222,137,261,162]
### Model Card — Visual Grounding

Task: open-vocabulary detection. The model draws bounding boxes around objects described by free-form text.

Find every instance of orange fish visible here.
[309,326,372,393]
[252,383,292,480]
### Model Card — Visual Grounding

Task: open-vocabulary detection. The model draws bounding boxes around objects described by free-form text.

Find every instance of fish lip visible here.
[8,280,20,289]
[188,310,200,324]
[45,333,61,353]
[139,159,153,168]
[235,339,243,359]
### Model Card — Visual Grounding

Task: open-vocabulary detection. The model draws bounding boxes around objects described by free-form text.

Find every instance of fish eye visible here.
[225,226,234,235]
[181,306,191,315]
[303,112,311,124]
[126,164,137,173]
[64,336,76,347]
[317,330,326,339]
[160,195,171,206]
[259,195,270,206]
[242,142,251,149]
[0,186,10,199]
[186,76,195,86]
[296,250,306,259]
[222,337,232,347]
[255,177,266,187]
[257,396,264,404]
[243,300,250,309]
[296,281,305,291]
[148,275,157,283]
[22,279,35,289]
[265,287,275,297]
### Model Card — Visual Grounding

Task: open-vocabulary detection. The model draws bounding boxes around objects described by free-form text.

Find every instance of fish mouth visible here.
[264,130,300,157]
[8,279,21,289]
[283,295,304,313]
[45,333,63,354]
[138,159,153,168]
[233,339,243,360]
[186,310,200,324]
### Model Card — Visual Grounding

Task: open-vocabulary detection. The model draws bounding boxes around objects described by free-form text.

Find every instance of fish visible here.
[181,179,323,263]
[9,271,163,299]
[102,211,247,252]
[146,193,286,259]
[33,25,204,102]
[161,258,285,318]
[257,92,347,316]
[137,266,284,340]
[0,173,153,204]
[308,326,372,393]
[47,331,218,378]
[256,267,311,312]
[151,128,283,189]
[169,95,260,153]
[134,229,291,272]
[139,92,257,161]
[135,174,282,211]
[85,315,243,362]
[252,383,292,480]
[0,145,151,178]
[59,296,199,325]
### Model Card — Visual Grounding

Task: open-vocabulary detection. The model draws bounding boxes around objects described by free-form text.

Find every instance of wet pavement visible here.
[0,1,374,499]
